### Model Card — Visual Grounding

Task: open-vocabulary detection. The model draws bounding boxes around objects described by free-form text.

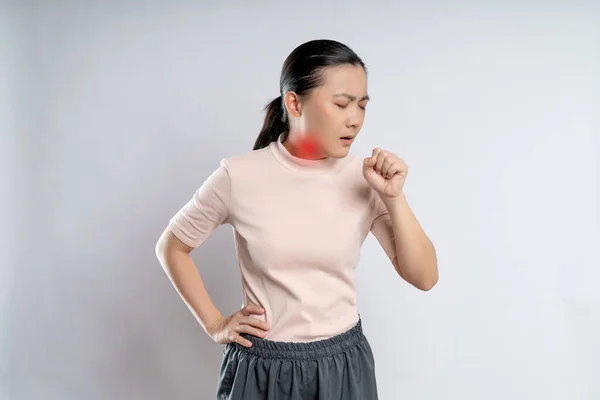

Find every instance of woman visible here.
[155,39,438,399]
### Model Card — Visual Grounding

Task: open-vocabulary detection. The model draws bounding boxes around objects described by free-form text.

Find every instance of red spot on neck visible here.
[296,135,320,159]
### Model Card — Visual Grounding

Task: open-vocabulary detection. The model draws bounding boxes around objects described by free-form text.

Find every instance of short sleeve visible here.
[369,192,397,263]
[168,161,231,248]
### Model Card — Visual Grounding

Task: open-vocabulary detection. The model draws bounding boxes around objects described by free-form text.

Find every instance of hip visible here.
[217,318,378,399]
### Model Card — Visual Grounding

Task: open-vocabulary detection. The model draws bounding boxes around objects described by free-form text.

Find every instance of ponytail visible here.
[253,96,288,150]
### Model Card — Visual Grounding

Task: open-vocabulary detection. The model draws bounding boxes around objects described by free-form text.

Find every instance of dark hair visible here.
[253,39,366,150]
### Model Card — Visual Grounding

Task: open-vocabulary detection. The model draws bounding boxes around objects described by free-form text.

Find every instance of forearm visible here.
[382,193,438,290]
[156,247,222,333]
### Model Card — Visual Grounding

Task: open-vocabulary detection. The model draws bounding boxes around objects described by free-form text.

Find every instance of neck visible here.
[282,131,327,160]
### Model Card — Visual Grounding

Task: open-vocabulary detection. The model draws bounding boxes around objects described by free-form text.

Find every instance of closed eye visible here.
[337,104,367,110]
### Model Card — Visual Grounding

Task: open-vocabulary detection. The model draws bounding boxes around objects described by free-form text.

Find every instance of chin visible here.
[327,146,351,159]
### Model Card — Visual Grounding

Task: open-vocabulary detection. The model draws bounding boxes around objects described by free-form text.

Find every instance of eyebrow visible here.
[333,93,370,102]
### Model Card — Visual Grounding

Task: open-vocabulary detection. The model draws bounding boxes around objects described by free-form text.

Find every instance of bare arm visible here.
[383,193,439,291]
[363,148,439,291]
[155,228,223,333]
[155,228,269,346]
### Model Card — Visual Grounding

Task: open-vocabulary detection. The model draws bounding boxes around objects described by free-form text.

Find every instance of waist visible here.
[235,318,366,360]
[246,302,359,342]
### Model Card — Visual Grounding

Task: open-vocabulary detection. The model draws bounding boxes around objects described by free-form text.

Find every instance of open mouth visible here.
[339,136,354,146]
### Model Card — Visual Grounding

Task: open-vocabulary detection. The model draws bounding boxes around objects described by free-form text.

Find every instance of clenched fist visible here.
[363,148,408,198]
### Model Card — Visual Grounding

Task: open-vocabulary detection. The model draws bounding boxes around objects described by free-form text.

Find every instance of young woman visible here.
[155,39,438,399]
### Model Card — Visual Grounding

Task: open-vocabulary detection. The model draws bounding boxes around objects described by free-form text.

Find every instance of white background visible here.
[2,1,599,399]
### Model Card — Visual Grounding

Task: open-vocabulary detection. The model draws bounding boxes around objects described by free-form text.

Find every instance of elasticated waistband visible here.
[233,319,366,360]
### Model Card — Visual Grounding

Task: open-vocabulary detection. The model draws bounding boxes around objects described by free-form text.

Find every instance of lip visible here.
[339,136,354,146]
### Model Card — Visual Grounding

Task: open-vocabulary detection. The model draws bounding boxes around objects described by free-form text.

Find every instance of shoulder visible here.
[219,146,274,172]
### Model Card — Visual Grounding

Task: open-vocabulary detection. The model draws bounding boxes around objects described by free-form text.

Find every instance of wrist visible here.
[201,309,223,336]
[380,191,408,210]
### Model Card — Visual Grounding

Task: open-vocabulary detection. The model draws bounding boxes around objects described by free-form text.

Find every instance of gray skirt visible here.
[216,319,378,399]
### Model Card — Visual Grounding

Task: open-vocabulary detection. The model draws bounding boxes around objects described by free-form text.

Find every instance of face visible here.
[284,64,369,159]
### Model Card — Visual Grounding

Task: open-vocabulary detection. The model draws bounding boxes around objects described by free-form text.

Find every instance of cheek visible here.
[307,105,336,132]
[303,103,325,126]
[357,113,366,126]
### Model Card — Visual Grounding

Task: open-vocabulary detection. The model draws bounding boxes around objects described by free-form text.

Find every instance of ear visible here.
[283,91,302,118]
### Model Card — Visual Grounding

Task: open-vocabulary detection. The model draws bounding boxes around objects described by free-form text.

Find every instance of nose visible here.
[346,109,362,129]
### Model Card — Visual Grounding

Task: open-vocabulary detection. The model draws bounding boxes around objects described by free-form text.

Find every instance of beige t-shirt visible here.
[169,134,397,342]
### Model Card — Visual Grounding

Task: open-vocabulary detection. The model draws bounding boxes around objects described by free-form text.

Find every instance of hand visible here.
[363,148,408,198]
[206,304,270,348]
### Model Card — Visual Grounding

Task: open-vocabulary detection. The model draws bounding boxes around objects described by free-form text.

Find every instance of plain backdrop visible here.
[2,1,599,399]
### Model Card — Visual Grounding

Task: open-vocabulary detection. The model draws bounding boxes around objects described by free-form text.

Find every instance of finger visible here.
[241,304,265,316]
[363,157,376,167]
[371,148,382,170]
[381,158,394,177]
[385,163,402,179]
[239,316,270,331]
[236,324,269,338]
[375,152,388,173]
[232,333,253,348]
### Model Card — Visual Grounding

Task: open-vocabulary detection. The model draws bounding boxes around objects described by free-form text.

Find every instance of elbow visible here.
[155,238,167,264]
[417,273,438,291]
[417,264,438,291]
[155,229,172,263]
[393,257,439,291]
[417,249,438,291]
